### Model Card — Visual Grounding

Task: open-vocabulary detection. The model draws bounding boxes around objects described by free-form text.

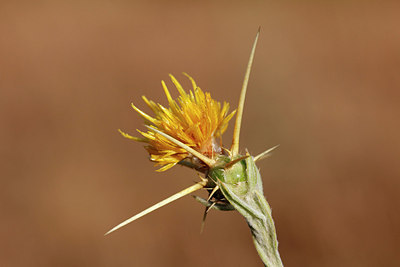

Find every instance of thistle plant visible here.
[106,30,283,267]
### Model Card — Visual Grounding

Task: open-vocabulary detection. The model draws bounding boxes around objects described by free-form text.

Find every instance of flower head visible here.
[120,73,235,171]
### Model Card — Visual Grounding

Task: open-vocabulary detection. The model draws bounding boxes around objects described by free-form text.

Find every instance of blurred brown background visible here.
[1,1,399,266]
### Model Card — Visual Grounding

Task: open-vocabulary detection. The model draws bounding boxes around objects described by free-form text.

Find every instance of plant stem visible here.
[217,157,283,266]
[246,191,283,267]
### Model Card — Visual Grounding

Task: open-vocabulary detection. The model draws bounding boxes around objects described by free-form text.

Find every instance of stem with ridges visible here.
[217,156,283,266]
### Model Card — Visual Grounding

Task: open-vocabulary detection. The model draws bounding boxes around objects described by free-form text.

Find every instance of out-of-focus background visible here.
[1,1,399,266]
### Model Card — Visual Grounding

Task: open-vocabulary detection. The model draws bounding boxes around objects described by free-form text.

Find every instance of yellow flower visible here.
[120,73,236,171]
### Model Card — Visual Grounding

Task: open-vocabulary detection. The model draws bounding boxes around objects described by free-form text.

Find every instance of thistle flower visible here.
[119,73,235,172]
[107,29,283,267]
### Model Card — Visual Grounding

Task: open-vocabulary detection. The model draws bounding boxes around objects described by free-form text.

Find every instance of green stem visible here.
[248,192,283,267]
[217,157,283,266]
